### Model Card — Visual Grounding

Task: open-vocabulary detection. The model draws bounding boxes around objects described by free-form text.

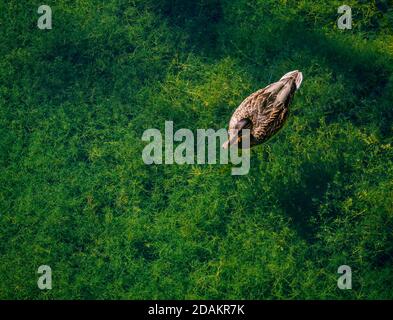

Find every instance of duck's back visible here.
[229,80,294,144]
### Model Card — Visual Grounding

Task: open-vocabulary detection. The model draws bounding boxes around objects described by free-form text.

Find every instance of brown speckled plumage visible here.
[224,70,303,148]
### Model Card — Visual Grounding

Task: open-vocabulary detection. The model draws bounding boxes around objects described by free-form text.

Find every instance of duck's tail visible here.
[280,70,303,90]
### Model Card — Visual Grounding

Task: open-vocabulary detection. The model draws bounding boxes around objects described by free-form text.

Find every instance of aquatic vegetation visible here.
[0,0,392,299]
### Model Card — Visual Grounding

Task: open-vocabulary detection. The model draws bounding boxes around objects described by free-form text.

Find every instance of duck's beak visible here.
[222,134,239,149]
[223,118,252,149]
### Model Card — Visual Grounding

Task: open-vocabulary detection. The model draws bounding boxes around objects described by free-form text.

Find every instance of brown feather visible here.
[225,70,302,148]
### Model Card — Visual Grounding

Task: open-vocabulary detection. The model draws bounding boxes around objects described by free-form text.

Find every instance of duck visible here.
[222,70,303,149]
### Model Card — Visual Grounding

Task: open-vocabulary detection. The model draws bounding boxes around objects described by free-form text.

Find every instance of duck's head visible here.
[222,118,252,149]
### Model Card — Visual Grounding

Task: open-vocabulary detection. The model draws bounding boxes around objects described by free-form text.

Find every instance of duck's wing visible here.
[253,77,298,137]
[229,82,283,129]
[254,100,289,141]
